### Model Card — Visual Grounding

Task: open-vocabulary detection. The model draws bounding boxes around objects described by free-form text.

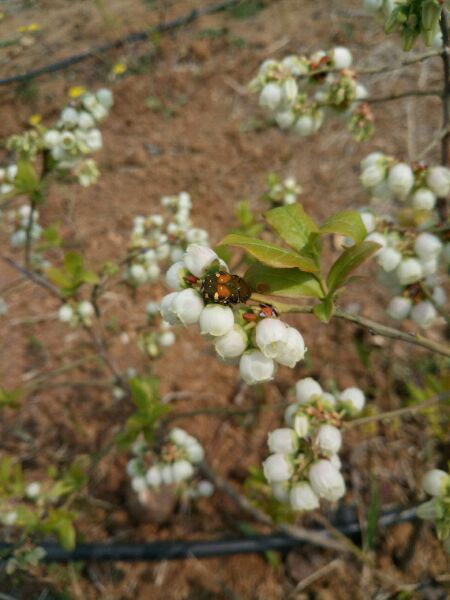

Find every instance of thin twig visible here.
[365,89,441,104]
[438,9,450,222]
[2,255,62,299]
[251,294,450,358]
[291,559,343,594]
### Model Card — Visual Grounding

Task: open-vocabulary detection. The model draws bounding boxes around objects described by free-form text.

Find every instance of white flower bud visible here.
[146,466,162,488]
[444,242,450,265]
[78,111,95,129]
[159,330,176,347]
[365,232,387,255]
[316,425,342,456]
[410,300,437,328]
[25,482,41,499]
[387,163,414,199]
[290,482,320,511]
[420,256,438,277]
[197,480,214,497]
[422,469,450,496]
[363,0,383,12]
[275,110,295,129]
[255,318,288,359]
[146,301,160,316]
[294,115,316,136]
[3,511,18,526]
[183,244,219,277]
[293,414,310,438]
[361,152,385,171]
[96,88,114,109]
[414,233,443,260]
[329,454,342,471]
[78,301,94,319]
[200,304,234,336]
[275,326,306,367]
[214,324,248,359]
[432,286,446,306]
[412,188,436,211]
[58,304,74,323]
[169,427,190,445]
[332,46,353,69]
[267,428,298,454]
[171,289,204,326]
[262,453,292,483]
[284,403,299,426]
[360,211,376,234]
[426,166,450,197]
[61,107,79,127]
[127,458,141,477]
[322,392,337,408]
[281,78,298,106]
[43,129,61,149]
[185,441,204,464]
[130,264,147,284]
[397,258,423,285]
[160,465,174,485]
[160,292,179,325]
[355,83,368,100]
[259,83,282,111]
[271,482,290,503]
[308,459,346,502]
[172,460,194,483]
[239,350,275,385]
[295,377,322,404]
[387,296,412,320]
[339,387,365,413]
[131,476,147,493]
[377,247,402,272]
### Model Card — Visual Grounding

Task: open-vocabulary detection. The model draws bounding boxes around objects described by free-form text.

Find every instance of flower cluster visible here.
[363,0,445,51]
[417,467,450,554]
[42,88,113,187]
[160,244,307,385]
[138,302,177,359]
[125,192,209,286]
[263,378,366,511]
[58,300,95,326]
[359,152,448,328]
[7,205,42,249]
[263,173,303,206]
[126,429,213,498]
[0,164,18,196]
[249,47,373,140]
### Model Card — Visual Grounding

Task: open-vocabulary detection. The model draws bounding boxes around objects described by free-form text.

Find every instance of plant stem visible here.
[24,197,37,270]
[365,89,441,104]
[439,8,450,222]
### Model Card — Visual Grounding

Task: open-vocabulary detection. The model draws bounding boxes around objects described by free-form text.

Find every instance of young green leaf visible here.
[219,234,318,272]
[14,160,41,195]
[320,210,367,244]
[327,241,381,292]
[313,296,334,323]
[244,263,324,299]
[264,203,318,253]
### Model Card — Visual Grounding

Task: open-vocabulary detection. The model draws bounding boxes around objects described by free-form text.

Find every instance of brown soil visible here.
[0,0,449,598]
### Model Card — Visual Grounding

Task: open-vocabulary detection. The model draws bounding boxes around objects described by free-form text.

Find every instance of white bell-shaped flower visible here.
[239,350,275,385]
[290,482,320,511]
[308,459,346,502]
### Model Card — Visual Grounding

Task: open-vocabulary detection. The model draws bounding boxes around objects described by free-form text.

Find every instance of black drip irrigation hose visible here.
[0,0,245,87]
[0,507,417,563]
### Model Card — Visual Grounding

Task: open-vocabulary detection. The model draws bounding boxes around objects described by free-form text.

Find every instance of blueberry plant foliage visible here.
[0,0,449,573]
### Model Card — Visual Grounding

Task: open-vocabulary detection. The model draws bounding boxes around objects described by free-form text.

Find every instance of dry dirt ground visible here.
[0,0,449,598]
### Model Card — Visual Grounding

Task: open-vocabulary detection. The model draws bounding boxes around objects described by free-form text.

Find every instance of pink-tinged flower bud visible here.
[397,258,423,285]
[290,481,320,511]
[255,318,288,359]
[387,296,412,320]
[239,350,275,385]
[295,377,322,404]
[316,424,342,456]
[172,289,204,326]
[200,304,234,336]
[262,453,292,483]
[410,300,437,328]
[308,459,346,502]
[422,469,450,496]
[275,326,307,367]
[214,324,248,359]
[183,244,219,277]
[387,163,414,199]
[267,428,298,454]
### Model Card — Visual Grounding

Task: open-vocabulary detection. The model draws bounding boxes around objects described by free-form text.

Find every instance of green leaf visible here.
[63,251,84,277]
[313,296,334,323]
[244,263,323,299]
[327,241,380,292]
[0,386,23,409]
[219,234,318,273]
[265,203,318,253]
[14,159,40,195]
[55,516,76,550]
[319,210,367,244]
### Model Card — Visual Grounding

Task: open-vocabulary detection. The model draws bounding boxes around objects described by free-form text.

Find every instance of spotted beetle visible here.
[201,271,252,305]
